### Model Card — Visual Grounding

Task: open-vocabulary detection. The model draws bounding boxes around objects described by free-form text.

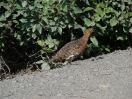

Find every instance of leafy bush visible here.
[0,0,132,73]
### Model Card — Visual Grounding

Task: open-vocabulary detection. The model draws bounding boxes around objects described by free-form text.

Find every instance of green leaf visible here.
[121,4,125,11]
[94,14,101,22]
[105,47,110,52]
[90,36,98,47]
[42,17,48,24]
[32,24,42,34]
[128,12,132,17]
[127,0,132,4]
[96,23,107,33]
[123,20,131,27]
[62,4,67,12]
[84,18,91,26]
[96,7,103,16]
[23,12,28,17]
[117,36,123,40]
[19,19,27,23]
[46,48,52,53]
[0,42,4,47]
[32,33,37,39]
[36,60,44,64]
[74,7,82,14]
[85,0,90,5]
[68,24,72,28]
[13,20,19,24]
[16,4,23,9]
[5,11,11,18]
[81,27,87,32]
[36,24,42,34]
[3,4,10,10]
[97,3,105,8]
[0,15,6,21]
[32,24,36,32]
[117,35,128,40]
[104,7,115,13]
[22,1,27,7]
[54,17,58,21]
[83,7,93,12]
[91,21,95,26]
[37,40,45,47]
[17,10,24,15]
[0,23,4,27]
[35,3,43,8]
[110,18,118,26]
[49,20,55,25]
[41,62,50,70]
[123,27,129,32]
[45,41,54,48]
[73,22,79,29]
[16,34,21,40]
[80,16,91,26]
[42,0,50,3]
[43,7,48,15]
[112,1,118,6]
[129,27,132,33]
[29,5,34,10]
[70,12,74,18]
[50,26,57,32]
[20,42,24,46]
[58,27,62,34]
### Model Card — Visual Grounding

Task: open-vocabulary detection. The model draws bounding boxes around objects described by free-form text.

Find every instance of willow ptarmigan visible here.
[48,28,93,65]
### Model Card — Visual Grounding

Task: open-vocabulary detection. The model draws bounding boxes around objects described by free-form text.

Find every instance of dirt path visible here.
[0,49,132,99]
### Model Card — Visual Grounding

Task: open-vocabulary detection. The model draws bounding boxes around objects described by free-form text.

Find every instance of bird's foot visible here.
[62,61,69,66]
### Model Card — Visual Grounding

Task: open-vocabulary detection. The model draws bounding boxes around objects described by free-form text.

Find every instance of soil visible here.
[0,48,132,99]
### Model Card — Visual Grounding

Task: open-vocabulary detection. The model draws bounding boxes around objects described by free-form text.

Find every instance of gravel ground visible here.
[0,49,132,99]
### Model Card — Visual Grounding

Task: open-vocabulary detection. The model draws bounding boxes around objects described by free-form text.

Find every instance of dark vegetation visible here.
[0,0,132,78]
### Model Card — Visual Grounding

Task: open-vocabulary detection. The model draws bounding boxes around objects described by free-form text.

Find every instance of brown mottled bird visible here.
[48,28,93,65]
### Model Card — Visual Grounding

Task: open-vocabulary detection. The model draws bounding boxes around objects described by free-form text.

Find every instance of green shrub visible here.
[0,0,132,72]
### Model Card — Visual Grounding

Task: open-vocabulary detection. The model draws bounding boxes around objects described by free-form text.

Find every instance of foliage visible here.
[0,0,132,72]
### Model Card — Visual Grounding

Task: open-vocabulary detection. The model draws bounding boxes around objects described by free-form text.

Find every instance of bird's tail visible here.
[48,56,56,62]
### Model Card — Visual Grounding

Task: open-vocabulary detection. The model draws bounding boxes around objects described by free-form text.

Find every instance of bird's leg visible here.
[62,60,69,66]
[63,55,75,65]
[68,59,72,65]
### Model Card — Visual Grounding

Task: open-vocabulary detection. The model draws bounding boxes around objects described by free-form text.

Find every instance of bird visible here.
[48,27,94,65]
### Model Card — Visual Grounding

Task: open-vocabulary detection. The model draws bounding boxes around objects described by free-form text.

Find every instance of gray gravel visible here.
[0,49,132,99]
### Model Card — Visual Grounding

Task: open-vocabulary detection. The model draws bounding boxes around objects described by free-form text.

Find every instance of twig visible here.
[34,62,41,72]
[29,50,41,58]
[0,56,10,74]
[25,62,33,73]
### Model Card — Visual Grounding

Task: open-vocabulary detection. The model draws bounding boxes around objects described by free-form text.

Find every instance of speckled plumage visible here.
[48,28,93,65]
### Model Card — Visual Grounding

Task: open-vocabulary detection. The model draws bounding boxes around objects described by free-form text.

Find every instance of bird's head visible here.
[86,27,94,35]
[82,27,94,40]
